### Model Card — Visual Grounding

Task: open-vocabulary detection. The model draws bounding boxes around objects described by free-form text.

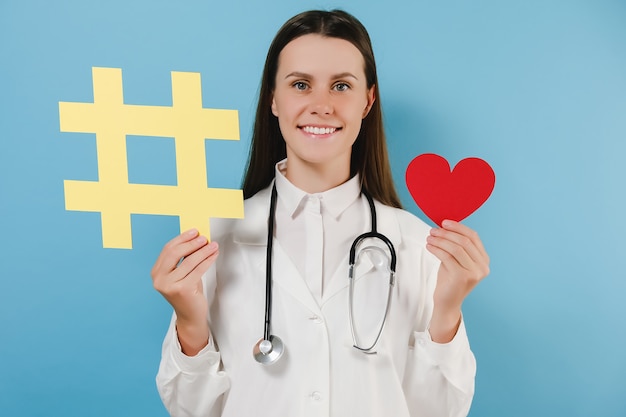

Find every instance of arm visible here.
[151,229,217,355]
[426,220,490,343]
[152,229,229,416]
[404,220,489,417]
[156,311,230,417]
[404,311,476,417]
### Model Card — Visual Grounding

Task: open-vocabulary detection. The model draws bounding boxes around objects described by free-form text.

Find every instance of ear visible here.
[363,85,376,118]
[271,94,278,117]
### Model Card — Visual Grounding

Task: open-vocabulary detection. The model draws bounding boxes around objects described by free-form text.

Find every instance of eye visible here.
[293,81,308,91]
[333,82,351,92]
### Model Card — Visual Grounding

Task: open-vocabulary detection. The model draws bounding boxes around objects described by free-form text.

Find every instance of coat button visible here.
[309,315,323,324]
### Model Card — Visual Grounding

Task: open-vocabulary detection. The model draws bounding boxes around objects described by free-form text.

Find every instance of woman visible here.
[152,9,489,417]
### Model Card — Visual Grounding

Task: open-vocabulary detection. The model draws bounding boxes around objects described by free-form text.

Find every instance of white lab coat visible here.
[157,184,476,417]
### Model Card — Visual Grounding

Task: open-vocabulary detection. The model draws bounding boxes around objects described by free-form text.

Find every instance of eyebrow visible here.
[284,71,359,80]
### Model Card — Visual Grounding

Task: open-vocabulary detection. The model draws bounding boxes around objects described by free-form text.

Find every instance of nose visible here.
[309,89,334,115]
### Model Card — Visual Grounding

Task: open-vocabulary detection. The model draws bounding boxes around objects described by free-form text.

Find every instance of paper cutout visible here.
[59,67,244,249]
[405,153,495,226]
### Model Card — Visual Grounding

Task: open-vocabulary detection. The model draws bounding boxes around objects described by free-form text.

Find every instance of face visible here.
[271,34,375,174]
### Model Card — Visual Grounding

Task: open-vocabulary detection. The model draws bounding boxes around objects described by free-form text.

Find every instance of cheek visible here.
[344,93,368,114]
[271,88,288,117]
[346,99,369,124]
[272,94,299,120]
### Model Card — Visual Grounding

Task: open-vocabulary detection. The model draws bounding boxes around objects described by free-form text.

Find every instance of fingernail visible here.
[442,220,453,228]
[185,228,198,236]
[195,235,207,244]
[208,241,218,250]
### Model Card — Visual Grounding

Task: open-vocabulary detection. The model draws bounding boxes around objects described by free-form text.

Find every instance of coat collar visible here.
[234,183,403,247]
[232,183,404,311]
[275,161,362,220]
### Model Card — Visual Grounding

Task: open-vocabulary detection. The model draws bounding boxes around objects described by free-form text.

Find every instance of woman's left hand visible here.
[425,220,490,343]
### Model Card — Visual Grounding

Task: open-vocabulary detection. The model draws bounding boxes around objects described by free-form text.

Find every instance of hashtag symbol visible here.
[59,67,244,249]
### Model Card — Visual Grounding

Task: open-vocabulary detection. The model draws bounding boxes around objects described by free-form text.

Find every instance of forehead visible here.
[277,34,365,76]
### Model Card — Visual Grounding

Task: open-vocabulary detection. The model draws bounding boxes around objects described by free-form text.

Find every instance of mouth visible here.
[299,125,341,136]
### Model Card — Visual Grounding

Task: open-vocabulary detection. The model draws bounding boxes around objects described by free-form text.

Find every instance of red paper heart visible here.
[405,153,495,226]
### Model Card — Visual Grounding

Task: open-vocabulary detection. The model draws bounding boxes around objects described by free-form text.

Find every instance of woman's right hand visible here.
[151,228,220,355]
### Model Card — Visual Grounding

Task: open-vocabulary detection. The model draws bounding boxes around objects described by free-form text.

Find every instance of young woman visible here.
[152,9,489,417]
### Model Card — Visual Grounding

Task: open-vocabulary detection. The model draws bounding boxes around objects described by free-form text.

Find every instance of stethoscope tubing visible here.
[347,191,397,352]
[263,184,278,342]
[253,183,396,364]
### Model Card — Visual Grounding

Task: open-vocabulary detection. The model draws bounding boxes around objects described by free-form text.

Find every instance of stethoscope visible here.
[253,183,397,365]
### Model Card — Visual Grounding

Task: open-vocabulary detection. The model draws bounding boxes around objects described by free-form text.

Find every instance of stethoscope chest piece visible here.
[253,335,284,365]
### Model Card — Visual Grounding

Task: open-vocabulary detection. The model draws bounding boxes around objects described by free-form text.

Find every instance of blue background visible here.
[1,1,625,416]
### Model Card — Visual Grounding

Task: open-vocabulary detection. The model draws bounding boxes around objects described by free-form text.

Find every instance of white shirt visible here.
[156,164,476,417]
[274,159,365,302]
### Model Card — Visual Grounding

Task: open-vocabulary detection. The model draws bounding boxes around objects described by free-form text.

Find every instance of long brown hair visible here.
[242,9,402,208]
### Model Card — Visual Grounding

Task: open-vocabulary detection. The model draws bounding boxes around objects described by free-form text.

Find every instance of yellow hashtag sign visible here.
[59,67,244,249]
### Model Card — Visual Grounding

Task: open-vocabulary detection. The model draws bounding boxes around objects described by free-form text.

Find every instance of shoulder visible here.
[375,201,432,241]
[397,208,432,239]
[374,202,440,282]
[210,185,271,245]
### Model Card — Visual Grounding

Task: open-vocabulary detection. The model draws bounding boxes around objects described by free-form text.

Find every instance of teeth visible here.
[302,126,337,135]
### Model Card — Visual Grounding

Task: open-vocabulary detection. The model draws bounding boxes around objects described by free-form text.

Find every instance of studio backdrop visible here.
[1,1,625,416]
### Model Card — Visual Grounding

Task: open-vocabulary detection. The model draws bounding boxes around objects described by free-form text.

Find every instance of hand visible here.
[425,220,490,343]
[151,229,219,355]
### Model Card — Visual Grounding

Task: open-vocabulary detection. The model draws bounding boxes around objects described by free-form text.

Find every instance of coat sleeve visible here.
[403,318,476,417]
[155,267,231,417]
[402,264,476,417]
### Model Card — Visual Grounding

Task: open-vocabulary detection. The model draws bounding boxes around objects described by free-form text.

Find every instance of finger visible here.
[161,234,210,273]
[170,228,201,245]
[426,235,474,271]
[153,243,219,297]
[153,229,199,269]
[441,220,489,260]
[173,241,219,281]
[425,242,459,268]
[184,248,220,285]
[429,228,485,267]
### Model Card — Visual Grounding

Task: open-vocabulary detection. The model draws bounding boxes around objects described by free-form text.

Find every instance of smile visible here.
[300,126,339,135]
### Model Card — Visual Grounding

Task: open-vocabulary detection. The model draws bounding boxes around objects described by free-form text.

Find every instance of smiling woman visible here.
[270,34,375,192]
[151,9,490,417]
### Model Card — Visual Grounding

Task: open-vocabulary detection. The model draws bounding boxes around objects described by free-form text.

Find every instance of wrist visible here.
[175,319,210,356]
[428,308,461,344]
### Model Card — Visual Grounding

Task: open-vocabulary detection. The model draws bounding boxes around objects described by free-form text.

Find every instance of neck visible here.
[284,157,351,194]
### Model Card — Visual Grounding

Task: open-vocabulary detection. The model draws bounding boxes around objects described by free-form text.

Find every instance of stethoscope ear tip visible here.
[253,335,284,365]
